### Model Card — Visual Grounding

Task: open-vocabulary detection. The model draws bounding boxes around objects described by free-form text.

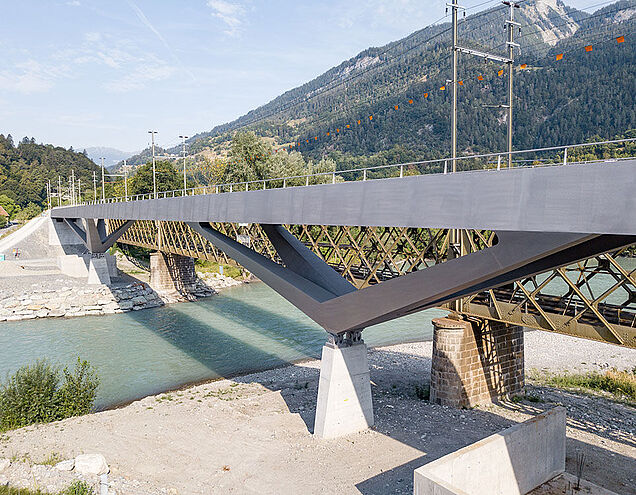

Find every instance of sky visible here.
[0,0,602,153]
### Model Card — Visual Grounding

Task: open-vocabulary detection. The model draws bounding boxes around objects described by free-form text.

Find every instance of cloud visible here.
[127,0,196,81]
[0,60,65,94]
[207,0,245,36]
[103,61,177,93]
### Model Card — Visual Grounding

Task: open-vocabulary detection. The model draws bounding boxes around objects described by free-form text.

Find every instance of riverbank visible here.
[0,270,243,322]
[0,330,634,495]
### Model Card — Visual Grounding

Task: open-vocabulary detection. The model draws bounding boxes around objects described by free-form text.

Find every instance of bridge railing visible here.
[75,138,636,205]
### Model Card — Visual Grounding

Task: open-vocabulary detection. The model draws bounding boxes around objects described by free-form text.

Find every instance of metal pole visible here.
[148,130,157,199]
[450,2,462,173]
[179,135,188,192]
[101,157,105,201]
[58,176,62,206]
[505,1,520,168]
[70,170,75,205]
[93,171,97,201]
[449,2,464,312]
[124,170,128,201]
[77,179,81,204]
[563,147,568,165]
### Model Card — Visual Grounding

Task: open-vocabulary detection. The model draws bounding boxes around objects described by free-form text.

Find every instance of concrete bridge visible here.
[50,154,636,438]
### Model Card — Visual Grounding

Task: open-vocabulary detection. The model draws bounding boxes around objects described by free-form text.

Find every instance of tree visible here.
[15,202,41,222]
[129,160,181,196]
[0,195,19,219]
[225,131,273,183]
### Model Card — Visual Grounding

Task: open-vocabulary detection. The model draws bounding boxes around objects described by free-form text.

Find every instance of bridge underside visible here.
[107,219,636,348]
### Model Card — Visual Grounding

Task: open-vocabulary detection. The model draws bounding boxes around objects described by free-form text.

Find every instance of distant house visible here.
[0,206,8,218]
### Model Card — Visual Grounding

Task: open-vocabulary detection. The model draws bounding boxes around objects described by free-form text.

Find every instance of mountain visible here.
[84,147,136,170]
[0,135,101,208]
[176,0,634,165]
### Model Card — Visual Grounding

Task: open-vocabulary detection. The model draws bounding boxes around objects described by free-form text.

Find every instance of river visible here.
[0,283,446,409]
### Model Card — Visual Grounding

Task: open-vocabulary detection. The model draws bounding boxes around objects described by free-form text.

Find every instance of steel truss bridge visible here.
[51,146,636,348]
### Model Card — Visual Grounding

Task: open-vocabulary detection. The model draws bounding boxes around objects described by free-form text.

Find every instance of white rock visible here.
[55,459,75,471]
[74,454,109,475]
[0,458,10,472]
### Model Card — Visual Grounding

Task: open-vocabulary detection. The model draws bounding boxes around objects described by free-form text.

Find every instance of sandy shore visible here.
[0,330,634,495]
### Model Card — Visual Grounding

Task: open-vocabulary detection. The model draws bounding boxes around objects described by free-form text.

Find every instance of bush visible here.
[59,481,94,495]
[0,358,99,432]
[14,203,41,223]
[0,481,94,495]
[0,215,7,228]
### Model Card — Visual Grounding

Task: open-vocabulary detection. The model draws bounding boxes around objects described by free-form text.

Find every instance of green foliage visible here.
[59,481,93,495]
[195,259,243,279]
[14,203,41,223]
[414,384,430,400]
[0,194,19,219]
[0,358,99,432]
[535,368,636,405]
[0,216,7,228]
[129,160,181,196]
[0,487,49,495]
[221,132,337,187]
[57,359,100,418]
[0,134,100,210]
[0,481,95,495]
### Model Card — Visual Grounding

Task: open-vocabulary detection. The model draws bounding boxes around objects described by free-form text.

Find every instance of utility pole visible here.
[58,176,62,207]
[448,1,465,312]
[70,170,75,205]
[448,2,464,173]
[46,181,51,210]
[93,171,97,201]
[179,135,188,192]
[101,157,106,201]
[77,179,81,204]
[148,130,158,198]
[504,1,520,167]
[124,169,129,201]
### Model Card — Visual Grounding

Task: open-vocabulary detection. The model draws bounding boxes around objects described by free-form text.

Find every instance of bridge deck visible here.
[52,160,636,236]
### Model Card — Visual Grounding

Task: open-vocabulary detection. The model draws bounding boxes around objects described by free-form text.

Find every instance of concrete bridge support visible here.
[150,252,197,294]
[430,317,524,407]
[314,331,374,439]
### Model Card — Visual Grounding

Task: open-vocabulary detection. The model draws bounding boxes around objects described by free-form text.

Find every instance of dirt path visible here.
[0,332,634,495]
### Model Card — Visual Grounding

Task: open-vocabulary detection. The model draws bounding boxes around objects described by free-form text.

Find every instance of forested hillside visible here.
[170,0,634,168]
[0,134,100,212]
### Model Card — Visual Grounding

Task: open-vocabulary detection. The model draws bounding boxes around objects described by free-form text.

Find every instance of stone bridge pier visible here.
[149,252,197,295]
[430,317,524,407]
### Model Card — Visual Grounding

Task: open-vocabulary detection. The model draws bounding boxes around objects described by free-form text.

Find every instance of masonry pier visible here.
[149,252,197,295]
[430,317,524,407]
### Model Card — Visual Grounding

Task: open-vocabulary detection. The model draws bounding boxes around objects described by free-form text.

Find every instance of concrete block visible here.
[57,254,89,278]
[87,256,111,285]
[314,341,374,439]
[414,407,566,495]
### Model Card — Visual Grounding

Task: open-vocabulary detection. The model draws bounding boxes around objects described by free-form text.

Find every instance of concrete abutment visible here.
[314,331,374,439]
[430,317,524,408]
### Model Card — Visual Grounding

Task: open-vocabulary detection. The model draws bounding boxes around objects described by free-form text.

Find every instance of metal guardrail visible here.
[61,138,636,206]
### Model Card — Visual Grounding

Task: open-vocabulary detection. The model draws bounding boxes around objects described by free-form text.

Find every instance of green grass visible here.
[533,368,636,405]
[195,259,243,279]
[0,481,93,495]
[0,487,49,495]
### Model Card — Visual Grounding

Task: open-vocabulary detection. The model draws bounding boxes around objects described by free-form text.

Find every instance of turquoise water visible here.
[0,283,445,409]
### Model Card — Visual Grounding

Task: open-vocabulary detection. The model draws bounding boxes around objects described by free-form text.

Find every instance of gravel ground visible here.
[0,331,633,495]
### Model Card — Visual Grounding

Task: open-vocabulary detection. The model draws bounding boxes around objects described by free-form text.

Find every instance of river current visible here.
[0,283,446,409]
